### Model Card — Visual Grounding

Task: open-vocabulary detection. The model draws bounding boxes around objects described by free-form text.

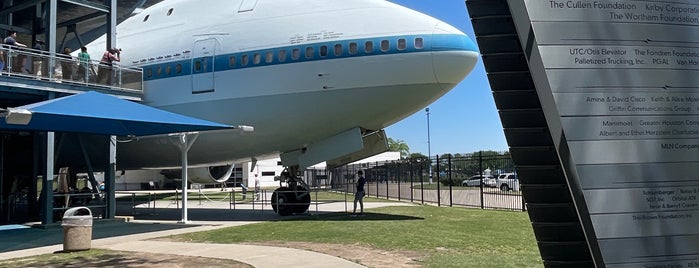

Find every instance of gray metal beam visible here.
[0,0,43,17]
[0,23,30,34]
[105,0,116,51]
[61,0,108,13]
[56,11,101,28]
[105,135,115,219]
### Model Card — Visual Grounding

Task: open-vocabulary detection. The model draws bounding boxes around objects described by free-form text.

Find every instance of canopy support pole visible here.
[40,132,55,224]
[175,132,198,224]
[104,135,116,219]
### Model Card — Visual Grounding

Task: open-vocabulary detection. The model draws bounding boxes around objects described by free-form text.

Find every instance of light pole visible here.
[426,107,432,184]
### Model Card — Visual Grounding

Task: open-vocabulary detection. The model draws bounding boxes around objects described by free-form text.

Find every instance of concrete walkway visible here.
[0,201,412,267]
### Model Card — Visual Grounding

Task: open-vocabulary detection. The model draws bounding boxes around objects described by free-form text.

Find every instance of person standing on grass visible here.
[353,170,366,215]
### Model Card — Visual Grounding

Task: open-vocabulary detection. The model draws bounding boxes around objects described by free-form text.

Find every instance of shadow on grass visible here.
[3,250,252,268]
[0,221,196,253]
[280,212,423,222]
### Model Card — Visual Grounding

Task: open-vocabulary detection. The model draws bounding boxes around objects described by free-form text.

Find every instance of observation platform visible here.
[0,45,143,108]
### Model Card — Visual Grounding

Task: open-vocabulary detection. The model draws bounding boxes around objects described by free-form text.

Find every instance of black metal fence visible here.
[318,152,524,211]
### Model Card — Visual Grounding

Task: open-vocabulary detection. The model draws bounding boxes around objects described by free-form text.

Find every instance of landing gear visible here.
[271,167,311,216]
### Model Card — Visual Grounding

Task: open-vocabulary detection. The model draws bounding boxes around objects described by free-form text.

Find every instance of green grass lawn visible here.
[174,205,543,268]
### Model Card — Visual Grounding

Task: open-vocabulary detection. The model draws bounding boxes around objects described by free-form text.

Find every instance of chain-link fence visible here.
[318,152,524,211]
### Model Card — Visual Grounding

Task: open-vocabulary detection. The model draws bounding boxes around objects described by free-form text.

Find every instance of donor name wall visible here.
[507,0,699,267]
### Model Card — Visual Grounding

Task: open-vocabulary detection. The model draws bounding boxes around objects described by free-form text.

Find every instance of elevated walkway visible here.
[0,45,143,107]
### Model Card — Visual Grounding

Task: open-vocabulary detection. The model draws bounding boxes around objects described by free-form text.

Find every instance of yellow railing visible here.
[0,45,143,92]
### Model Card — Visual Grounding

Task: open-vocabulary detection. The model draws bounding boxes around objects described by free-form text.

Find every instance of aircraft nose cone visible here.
[431,23,480,89]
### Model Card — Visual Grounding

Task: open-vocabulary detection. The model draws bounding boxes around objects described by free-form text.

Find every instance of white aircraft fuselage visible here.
[86,0,479,172]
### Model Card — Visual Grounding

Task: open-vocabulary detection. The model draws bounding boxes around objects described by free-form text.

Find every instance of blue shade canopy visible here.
[0,91,233,136]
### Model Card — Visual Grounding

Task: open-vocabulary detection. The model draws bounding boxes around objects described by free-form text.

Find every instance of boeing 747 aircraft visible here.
[85,0,479,214]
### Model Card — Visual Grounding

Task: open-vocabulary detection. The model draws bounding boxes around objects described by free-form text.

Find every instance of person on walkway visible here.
[77,46,91,82]
[4,31,27,73]
[97,47,120,85]
[60,47,74,80]
[4,31,26,48]
[352,170,366,216]
[0,49,5,74]
[32,40,46,77]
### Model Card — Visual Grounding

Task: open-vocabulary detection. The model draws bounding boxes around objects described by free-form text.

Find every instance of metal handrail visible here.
[0,45,143,92]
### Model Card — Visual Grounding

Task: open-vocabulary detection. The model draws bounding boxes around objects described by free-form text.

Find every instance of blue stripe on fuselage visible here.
[140,34,477,82]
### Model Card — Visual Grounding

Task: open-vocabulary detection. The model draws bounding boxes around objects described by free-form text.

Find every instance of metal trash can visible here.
[61,207,93,252]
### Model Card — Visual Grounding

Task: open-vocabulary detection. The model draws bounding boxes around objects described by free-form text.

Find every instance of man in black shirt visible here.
[353,170,366,215]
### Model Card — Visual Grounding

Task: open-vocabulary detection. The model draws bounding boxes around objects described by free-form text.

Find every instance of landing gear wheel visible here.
[292,185,311,214]
[500,184,510,191]
[272,187,295,216]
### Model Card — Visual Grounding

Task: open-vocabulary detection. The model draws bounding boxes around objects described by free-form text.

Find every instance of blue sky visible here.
[385,0,508,156]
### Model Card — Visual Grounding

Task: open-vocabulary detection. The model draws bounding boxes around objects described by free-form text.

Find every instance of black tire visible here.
[292,185,311,213]
[271,187,295,216]
[500,184,510,191]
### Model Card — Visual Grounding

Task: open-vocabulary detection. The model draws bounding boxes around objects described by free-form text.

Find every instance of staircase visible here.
[465,1,594,266]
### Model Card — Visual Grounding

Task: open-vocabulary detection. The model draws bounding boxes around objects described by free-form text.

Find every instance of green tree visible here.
[388,137,410,159]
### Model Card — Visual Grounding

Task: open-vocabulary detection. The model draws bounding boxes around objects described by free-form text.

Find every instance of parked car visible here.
[496,173,519,191]
[462,175,495,187]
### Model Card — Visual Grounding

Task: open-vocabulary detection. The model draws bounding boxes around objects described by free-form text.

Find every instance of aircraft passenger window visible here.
[305,47,314,59]
[292,48,300,60]
[176,64,182,73]
[242,55,249,66]
[320,45,328,57]
[156,66,162,76]
[166,65,172,75]
[265,52,273,63]
[229,56,236,68]
[398,39,406,50]
[167,8,174,16]
[334,44,342,56]
[349,43,358,54]
[278,50,287,62]
[253,53,261,64]
[143,15,149,22]
[415,38,424,49]
[146,69,152,77]
[195,61,202,71]
[364,41,373,53]
[381,40,389,52]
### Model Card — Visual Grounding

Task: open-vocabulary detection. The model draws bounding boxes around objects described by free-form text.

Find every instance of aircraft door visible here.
[192,38,217,94]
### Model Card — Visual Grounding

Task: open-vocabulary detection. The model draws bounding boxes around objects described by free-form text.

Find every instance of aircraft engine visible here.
[186,164,234,184]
